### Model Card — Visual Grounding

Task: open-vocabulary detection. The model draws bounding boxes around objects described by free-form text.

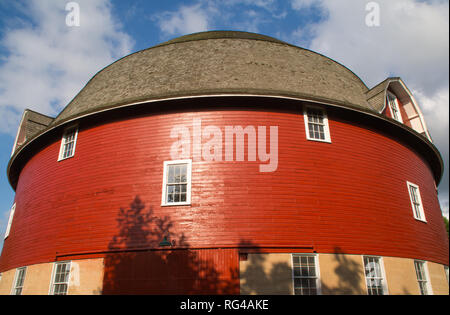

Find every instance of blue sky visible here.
[0,0,448,251]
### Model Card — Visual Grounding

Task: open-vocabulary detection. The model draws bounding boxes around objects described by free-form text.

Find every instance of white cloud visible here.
[415,88,449,139]
[154,3,210,36]
[0,0,134,135]
[152,0,288,38]
[291,0,449,92]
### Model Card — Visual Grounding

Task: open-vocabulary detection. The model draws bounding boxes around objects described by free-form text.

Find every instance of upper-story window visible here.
[4,203,16,239]
[161,159,192,206]
[387,91,403,123]
[407,181,426,222]
[303,106,331,143]
[58,125,78,161]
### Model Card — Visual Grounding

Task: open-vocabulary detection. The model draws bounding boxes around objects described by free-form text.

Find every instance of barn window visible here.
[414,260,432,295]
[12,267,26,295]
[363,256,388,295]
[50,261,71,295]
[4,203,16,239]
[162,159,192,206]
[387,91,403,123]
[292,254,321,295]
[58,125,78,161]
[407,181,426,222]
[303,106,331,143]
[444,266,449,284]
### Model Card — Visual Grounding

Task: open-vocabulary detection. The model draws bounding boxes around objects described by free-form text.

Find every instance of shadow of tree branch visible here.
[102,196,239,294]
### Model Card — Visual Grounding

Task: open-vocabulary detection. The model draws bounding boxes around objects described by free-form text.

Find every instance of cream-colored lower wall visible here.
[67,259,104,295]
[1,254,447,295]
[318,253,366,295]
[428,262,449,295]
[0,258,104,295]
[0,268,15,294]
[22,263,54,294]
[383,257,420,295]
[240,253,293,295]
[383,258,449,295]
[239,253,449,295]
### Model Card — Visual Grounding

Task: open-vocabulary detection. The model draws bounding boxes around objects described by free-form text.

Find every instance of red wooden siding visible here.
[1,106,448,274]
[102,248,239,295]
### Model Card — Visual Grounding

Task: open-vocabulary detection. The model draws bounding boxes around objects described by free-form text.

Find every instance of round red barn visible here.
[0,31,448,295]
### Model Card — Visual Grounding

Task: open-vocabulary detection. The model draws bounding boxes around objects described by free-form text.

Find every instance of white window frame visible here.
[291,253,321,295]
[406,181,426,222]
[363,256,389,295]
[161,159,192,206]
[11,267,27,295]
[387,91,404,123]
[303,105,332,143]
[4,203,16,239]
[49,261,71,295]
[58,125,78,161]
[414,260,433,295]
[444,266,449,284]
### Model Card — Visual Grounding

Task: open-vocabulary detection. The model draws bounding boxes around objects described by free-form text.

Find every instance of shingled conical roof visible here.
[51,30,373,126]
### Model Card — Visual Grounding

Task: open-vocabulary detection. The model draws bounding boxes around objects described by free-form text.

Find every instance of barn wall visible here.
[1,106,448,274]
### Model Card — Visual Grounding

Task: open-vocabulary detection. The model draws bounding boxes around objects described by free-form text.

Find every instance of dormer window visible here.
[386,91,403,123]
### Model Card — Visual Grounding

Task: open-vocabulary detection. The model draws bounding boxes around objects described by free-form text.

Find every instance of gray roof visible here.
[13,109,54,152]
[51,31,373,126]
[366,78,391,112]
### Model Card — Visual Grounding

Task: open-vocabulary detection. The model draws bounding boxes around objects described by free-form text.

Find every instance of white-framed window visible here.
[363,256,388,295]
[50,261,71,295]
[11,267,26,295]
[4,203,16,239]
[292,254,321,295]
[387,91,404,123]
[414,260,432,295]
[444,266,449,284]
[407,181,426,222]
[58,125,78,161]
[303,105,331,143]
[161,159,192,206]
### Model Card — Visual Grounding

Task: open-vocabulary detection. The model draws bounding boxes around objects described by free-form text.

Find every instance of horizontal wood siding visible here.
[102,248,239,294]
[1,107,448,273]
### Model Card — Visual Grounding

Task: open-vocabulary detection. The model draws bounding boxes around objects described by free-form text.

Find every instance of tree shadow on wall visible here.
[239,245,368,295]
[102,196,239,295]
[320,247,365,295]
[238,243,294,295]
